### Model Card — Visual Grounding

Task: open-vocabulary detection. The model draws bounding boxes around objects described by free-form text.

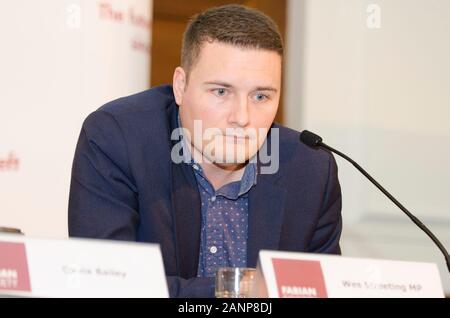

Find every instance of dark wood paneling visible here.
[154,0,247,20]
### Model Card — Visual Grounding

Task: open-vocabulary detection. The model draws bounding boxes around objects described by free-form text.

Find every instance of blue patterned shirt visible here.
[178,117,257,277]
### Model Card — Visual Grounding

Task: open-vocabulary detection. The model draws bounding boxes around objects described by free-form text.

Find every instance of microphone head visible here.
[300,130,323,147]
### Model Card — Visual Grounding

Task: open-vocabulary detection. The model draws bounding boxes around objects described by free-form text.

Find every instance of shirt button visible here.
[211,196,216,202]
[210,246,218,254]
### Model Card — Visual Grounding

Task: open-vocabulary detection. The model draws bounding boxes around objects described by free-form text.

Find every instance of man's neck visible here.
[200,161,246,191]
[190,144,246,191]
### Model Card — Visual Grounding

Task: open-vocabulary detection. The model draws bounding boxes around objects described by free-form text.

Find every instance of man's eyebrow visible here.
[254,86,278,93]
[203,81,233,88]
[203,81,278,92]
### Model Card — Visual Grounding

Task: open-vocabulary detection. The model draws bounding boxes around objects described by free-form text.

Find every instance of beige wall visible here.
[0,0,152,238]
[285,0,450,292]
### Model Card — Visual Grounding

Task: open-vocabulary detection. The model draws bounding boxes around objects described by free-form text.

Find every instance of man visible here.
[68,5,342,298]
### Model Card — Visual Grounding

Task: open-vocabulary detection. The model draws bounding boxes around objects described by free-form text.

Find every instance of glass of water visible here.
[215,267,256,298]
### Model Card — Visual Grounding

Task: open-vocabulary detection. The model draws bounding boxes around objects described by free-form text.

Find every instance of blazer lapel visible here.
[247,173,287,267]
[168,102,202,279]
[170,160,202,279]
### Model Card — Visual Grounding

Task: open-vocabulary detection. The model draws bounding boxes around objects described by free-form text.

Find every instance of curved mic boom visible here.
[300,130,450,273]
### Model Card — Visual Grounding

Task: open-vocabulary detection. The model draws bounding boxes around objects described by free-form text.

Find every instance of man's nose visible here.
[228,96,250,127]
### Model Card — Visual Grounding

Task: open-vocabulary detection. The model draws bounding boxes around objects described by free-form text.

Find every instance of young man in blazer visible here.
[68,4,342,297]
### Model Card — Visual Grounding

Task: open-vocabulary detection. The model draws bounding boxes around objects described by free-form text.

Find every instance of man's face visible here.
[173,41,282,165]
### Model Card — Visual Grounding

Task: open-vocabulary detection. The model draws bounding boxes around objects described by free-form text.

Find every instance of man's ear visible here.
[173,67,187,106]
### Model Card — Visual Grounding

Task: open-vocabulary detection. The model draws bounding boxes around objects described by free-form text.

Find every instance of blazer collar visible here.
[247,156,287,268]
[168,102,202,278]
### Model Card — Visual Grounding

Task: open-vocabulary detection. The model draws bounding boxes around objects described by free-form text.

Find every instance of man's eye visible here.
[213,88,227,97]
[253,93,269,102]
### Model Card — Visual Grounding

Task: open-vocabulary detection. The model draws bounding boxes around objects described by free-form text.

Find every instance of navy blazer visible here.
[68,85,342,298]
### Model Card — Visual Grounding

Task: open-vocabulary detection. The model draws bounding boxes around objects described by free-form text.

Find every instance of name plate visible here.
[0,234,168,297]
[251,250,444,298]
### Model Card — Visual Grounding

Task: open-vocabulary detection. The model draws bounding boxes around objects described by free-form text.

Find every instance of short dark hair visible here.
[181,4,283,75]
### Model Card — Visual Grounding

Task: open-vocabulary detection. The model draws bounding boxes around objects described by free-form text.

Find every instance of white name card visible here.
[0,234,168,298]
[251,250,444,298]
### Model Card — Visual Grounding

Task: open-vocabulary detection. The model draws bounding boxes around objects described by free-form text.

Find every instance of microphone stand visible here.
[300,130,450,273]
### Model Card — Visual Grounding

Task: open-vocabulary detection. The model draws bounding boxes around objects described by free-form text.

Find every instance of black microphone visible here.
[300,130,450,273]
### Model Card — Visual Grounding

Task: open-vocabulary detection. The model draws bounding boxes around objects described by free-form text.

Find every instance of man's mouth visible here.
[223,135,251,142]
